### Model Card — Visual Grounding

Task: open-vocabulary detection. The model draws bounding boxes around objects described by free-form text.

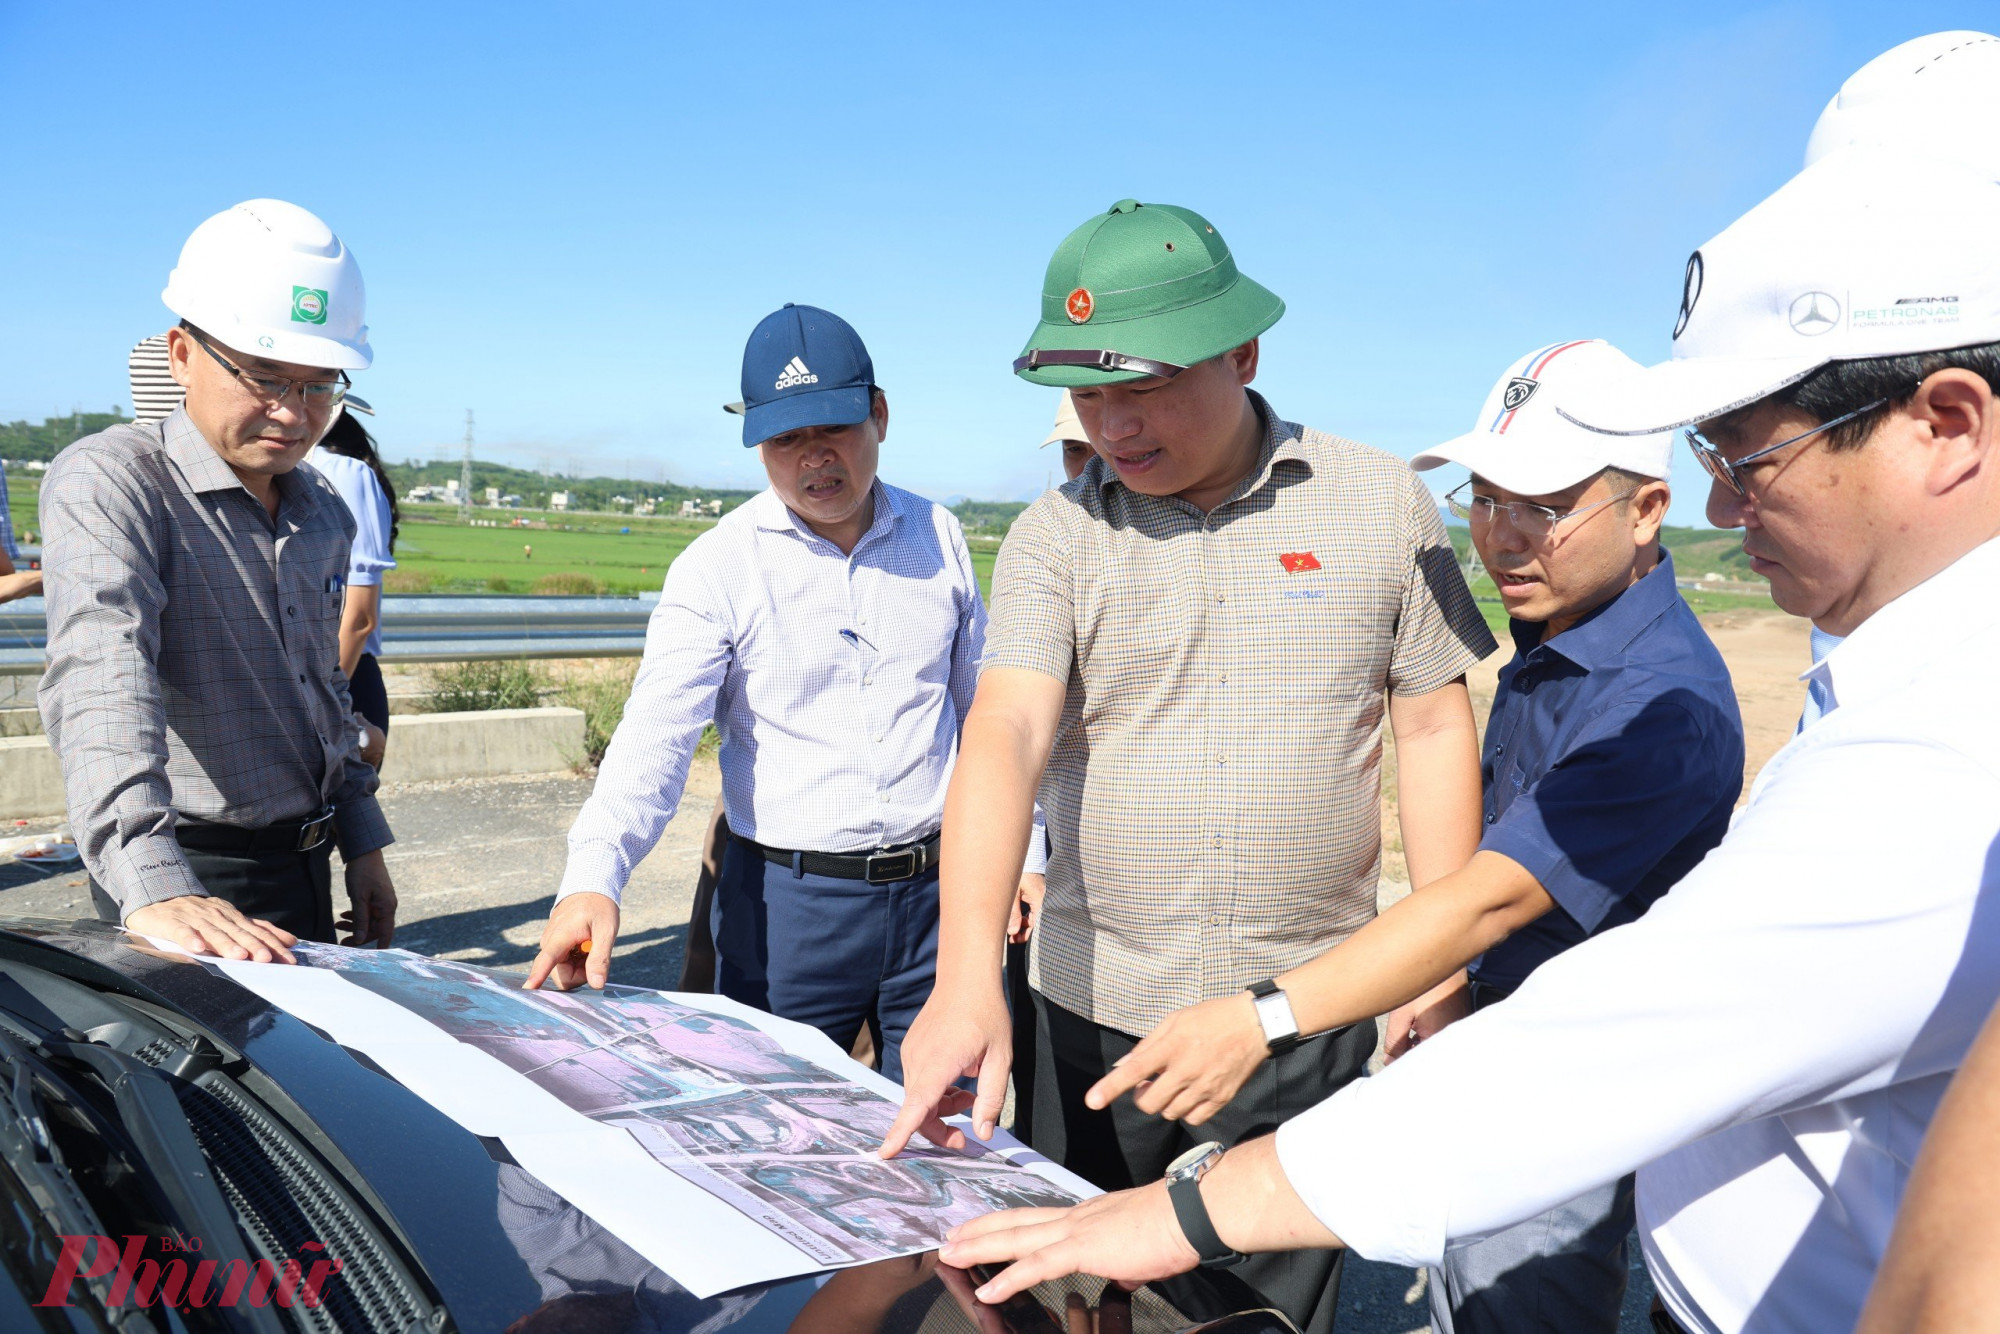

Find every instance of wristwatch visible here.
[1164,1141,1247,1269]
[1246,979,1302,1054]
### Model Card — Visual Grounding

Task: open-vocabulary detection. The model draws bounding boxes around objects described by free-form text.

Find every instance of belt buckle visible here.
[864,849,917,884]
[296,807,335,852]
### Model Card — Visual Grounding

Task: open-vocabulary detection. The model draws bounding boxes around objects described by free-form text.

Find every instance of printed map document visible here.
[192,942,1088,1296]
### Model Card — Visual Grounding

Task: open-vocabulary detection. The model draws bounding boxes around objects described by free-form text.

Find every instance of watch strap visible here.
[1246,979,1303,1054]
[1168,1174,1247,1269]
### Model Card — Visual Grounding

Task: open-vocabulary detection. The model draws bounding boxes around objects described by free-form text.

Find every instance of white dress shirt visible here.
[1275,535,2000,1334]
[560,481,985,905]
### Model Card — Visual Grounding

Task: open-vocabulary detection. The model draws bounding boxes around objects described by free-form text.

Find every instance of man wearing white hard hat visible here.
[39,199,398,962]
[1072,340,1741,1334]
[932,150,2000,1334]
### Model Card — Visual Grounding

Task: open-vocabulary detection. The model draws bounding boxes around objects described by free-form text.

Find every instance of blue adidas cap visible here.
[729,303,876,447]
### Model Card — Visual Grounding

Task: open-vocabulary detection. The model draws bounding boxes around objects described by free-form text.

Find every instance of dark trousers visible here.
[1005,939,1038,1142]
[348,652,390,733]
[91,839,336,943]
[711,838,940,1083]
[1029,990,1373,1334]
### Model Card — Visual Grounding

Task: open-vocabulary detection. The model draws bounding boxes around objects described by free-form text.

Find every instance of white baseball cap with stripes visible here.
[1410,340,1670,496]
[1557,146,2000,437]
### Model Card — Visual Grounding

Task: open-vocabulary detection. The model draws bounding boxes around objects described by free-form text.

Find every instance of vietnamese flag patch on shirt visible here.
[1279,552,1321,573]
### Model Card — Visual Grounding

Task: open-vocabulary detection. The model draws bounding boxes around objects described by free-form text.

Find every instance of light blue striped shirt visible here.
[560,481,986,904]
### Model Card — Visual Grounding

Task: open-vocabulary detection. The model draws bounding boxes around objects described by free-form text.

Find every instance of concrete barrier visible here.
[376,706,587,784]
[0,706,587,819]
[0,736,66,817]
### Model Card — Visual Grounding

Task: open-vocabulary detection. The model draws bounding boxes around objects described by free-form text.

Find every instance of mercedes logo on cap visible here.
[1789,291,1841,336]
[1673,251,1703,341]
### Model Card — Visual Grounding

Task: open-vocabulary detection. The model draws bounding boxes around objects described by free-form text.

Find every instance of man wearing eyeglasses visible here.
[1061,339,1743,1333]
[935,147,2000,1334]
[38,199,396,962]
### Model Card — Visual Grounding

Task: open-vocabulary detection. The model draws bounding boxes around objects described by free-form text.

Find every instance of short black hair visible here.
[1753,340,2000,451]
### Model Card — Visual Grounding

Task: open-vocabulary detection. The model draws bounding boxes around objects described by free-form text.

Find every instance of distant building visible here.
[550,491,570,512]
[485,487,500,505]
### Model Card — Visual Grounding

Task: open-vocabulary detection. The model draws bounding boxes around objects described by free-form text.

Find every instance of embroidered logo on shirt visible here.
[1278,552,1320,573]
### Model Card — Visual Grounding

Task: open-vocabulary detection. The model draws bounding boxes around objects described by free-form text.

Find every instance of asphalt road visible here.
[0,766,1655,1333]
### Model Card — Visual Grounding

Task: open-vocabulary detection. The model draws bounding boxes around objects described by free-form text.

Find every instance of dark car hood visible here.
[0,918,1288,1334]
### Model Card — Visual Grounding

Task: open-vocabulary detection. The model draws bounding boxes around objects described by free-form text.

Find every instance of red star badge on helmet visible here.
[1065,288,1094,324]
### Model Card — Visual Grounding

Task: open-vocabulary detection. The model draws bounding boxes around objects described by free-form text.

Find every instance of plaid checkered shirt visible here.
[984,392,1496,1034]
[37,410,391,919]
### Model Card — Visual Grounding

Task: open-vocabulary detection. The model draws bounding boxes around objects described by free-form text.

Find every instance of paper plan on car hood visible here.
[190,942,1091,1297]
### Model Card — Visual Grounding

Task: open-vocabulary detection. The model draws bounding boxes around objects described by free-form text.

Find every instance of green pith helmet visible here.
[1013,199,1285,386]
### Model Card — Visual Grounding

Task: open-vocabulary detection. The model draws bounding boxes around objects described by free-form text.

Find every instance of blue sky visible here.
[0,1,1986,523]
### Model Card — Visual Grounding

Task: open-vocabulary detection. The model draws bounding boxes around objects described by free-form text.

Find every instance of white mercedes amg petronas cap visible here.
[1559,147,2000,437]
[1807,31,2000,181]
[1410,340,1670,496]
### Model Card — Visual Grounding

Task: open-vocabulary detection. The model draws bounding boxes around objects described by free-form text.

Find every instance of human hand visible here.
[1009,873,1045,944]
[939,1181,1198,1306]
[127,895,299,964]
[524,892,619,991]
[0,569,42,605]
[1384,972,1471,1062]
[878,981,1011,1156]
[1085,993,1266,1125]
[340,849,398,948]
[357,720,387,769]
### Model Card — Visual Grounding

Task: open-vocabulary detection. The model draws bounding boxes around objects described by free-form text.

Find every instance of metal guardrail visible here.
[0,594,657,675]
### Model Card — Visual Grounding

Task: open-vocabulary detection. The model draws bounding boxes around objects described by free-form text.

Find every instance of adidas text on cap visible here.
[1559,147,2000,437]
[1014,199,1283,387]
[1411,341,1670,496]
[733,303,876,447]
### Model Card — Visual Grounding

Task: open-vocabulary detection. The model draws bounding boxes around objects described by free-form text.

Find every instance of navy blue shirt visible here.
[1470,550,1744,991]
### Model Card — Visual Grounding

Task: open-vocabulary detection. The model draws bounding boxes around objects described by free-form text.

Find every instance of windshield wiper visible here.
[0,1027,290,1333]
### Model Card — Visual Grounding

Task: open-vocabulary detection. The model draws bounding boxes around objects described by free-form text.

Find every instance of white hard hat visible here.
[162,199,371,370]
[1805,31,2000,181]
[1040,391,1084,448]
[1558,147,2000,436]
[1410,341,1670,495]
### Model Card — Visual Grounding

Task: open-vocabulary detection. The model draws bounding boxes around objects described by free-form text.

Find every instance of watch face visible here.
[1165,1140,1225,1182]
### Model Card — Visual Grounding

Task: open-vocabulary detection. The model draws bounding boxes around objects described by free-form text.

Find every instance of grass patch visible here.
[382,514,999,599]
[552,660,718,770]
[532,571,602,596]
[422,660,548,712]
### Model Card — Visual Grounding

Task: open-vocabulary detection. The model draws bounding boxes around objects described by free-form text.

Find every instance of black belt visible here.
[737,832,941,884]
[1467,979,1514,1012]
[175,806,337,855]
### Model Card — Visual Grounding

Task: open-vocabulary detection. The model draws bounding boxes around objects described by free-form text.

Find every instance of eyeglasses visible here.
[1447,482,1638,539]
[189,330,349,410]
[1684,387,1909,496]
